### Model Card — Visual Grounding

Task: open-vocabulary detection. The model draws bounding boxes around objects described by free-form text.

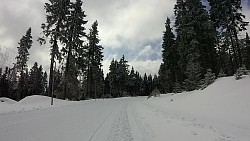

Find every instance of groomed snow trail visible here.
[0,98,145,141]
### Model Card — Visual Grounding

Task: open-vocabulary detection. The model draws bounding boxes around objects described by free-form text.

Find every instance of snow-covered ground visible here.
[0,76,250,141]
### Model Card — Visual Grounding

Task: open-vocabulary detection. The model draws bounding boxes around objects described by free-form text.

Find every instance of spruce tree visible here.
[28,62,46,96]
[246,33,250,69]
[16,27,32,100]
[62,0,87,99]
[117,55,129,96]
[142,73,149,96]
[201,68,216,89]
[172,0,217,91]
[185,0,217,74]
[43,71,48,96]
[209,0,249,69]
[128,67,136,96]
[86,21,104,99]
[158,17,177,93]
[135,71,143,96]
[16,27,32,72]
[108,59,119,97]
[148,74,153,94]
[184,40,203,91]
[0,67,9,98]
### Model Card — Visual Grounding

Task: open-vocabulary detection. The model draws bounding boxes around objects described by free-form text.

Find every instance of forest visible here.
[0,0,250,101]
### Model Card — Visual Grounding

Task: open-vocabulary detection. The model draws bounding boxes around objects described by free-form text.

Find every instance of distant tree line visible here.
[158,0,250,93]
[104,55,158,98]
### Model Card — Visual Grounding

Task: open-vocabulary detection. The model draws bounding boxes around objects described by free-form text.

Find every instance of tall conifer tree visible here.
[42,0,70,104]
[86,21,104,99]
[16,27,32,100]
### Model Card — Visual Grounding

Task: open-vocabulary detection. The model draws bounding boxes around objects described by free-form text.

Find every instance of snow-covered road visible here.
[0,97,143,141]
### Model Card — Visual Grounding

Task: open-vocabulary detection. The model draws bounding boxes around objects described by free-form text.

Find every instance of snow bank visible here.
[0,95,78,114]
[147,76,250,140]
[0,97,17,104]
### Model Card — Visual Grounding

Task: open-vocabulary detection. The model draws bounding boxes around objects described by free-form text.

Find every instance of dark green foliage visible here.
[28,62,47,96]
[62,0,88,100]
[41,0,88,101]
[16,28,32,100]
[16,27,32,72]
[158,17,178,93]
[117,55,129,96]
[245,33,250,69]
[173,82,183,93]
[105,56,155,97]
[108,56,129,98]
[127,67,136,96]
[201,68,216,89]
[64,55,81,100]
[159,0,228,92]
[52,69,62,96]
[86,21,104,99]
[142,73,150,96]
[235,65,249,80]
[17,70,29,100]
[158,0,249,93]
[41,0,70,102]
[158,64,170,93]
[209,0,249,69]
[184,40,203,91]
[0,67,10,98]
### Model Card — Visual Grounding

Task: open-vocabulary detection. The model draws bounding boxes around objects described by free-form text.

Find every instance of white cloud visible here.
[138,45,154,59]
[84,0,176,49]
[129,59,162,76]
[242,3,250,37]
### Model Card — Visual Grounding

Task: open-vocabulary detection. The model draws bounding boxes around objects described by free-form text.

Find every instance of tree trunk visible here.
[233,28,242,67]
[48,18,61,105]
[63,45,72,100]
[48,50,55,105]
[228,28,239,69]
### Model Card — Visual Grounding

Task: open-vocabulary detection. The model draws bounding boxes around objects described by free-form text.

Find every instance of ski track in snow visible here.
[106,102,133,141]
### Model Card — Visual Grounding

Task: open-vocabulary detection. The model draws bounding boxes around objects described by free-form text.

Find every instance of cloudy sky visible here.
[0,0,250,76]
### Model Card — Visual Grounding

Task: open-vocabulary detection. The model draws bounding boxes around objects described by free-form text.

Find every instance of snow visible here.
[0,95,78,114]
[0,76,250,141]
[0,97,17,104]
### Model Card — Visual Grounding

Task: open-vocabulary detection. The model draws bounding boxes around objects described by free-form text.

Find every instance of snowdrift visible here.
[0,97,17,104]
[0,95,78,114]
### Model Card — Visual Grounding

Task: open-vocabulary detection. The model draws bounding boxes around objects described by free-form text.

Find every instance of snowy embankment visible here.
[142,75,250,140]
[0,76,249,141]
[0,95,78,114]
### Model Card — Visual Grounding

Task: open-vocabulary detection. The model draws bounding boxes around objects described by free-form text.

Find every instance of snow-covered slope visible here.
[146,75,250,140]
[0,76,249,141]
